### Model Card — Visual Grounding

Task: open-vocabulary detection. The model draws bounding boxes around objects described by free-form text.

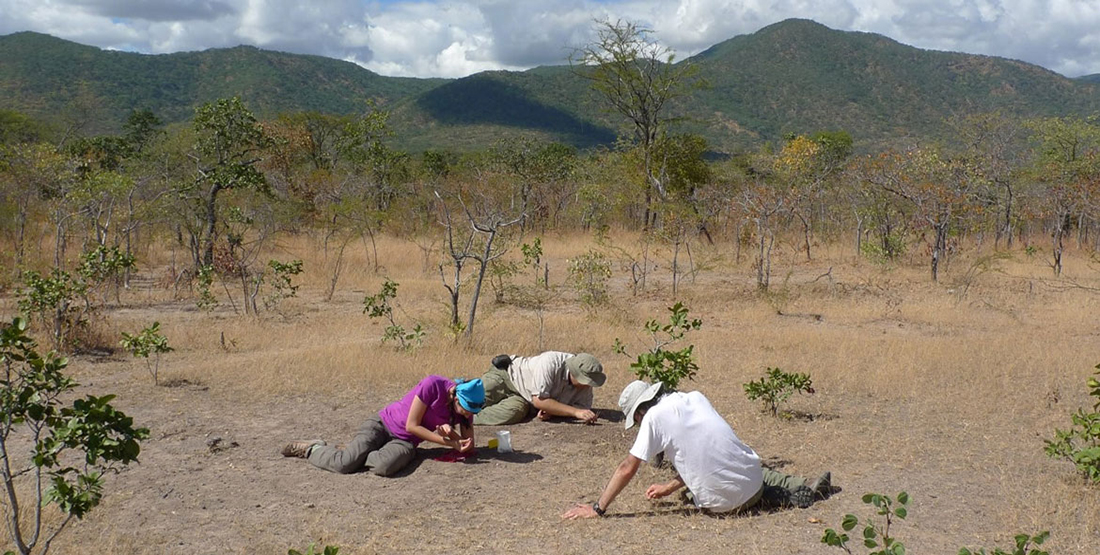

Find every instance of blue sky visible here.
[1,0,1098,79]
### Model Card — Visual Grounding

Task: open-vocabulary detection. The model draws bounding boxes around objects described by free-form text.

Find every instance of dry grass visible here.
[5,229,1100,554]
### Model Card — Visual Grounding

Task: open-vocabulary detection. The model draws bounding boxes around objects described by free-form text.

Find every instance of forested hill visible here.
[684,19,1100,149]
[0,31,441,134]
[3,19,1099,152]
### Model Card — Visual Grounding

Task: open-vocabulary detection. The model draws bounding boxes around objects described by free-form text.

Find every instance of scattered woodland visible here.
[1,18,1099,555]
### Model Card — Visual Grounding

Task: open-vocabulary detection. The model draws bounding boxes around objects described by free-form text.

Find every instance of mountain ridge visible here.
[2,20,1098,152]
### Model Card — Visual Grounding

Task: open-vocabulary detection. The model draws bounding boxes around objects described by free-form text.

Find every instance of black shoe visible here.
[789,485,814,509]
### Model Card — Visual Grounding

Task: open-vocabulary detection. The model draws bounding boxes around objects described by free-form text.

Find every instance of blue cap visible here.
[454,378,485,414]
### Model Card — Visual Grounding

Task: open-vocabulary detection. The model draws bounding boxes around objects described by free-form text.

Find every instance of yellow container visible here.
[487,438,499,449]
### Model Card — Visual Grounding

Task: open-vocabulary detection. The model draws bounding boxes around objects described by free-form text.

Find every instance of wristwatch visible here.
[591,501,605,516]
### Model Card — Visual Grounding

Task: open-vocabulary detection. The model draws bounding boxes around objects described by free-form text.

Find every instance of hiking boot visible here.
[788,485,815,509]
[281,439,325,458]
[808,471,832,497]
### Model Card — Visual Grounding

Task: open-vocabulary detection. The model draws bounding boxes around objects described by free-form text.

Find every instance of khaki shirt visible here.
[507,351,594,408]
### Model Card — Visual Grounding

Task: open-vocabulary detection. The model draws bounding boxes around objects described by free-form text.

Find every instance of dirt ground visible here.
[7,244,1100,555]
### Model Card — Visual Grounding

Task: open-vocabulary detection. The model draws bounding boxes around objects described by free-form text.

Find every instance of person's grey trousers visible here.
[307,415,415,476]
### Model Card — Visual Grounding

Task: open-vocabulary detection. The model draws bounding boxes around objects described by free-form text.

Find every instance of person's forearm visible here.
[531,397,582,418]
[407,424,451,447]
[596,457,640,511]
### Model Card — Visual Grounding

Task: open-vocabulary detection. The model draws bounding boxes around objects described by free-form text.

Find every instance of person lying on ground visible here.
[281,375,484,476]
[474,351,606,426]
[561,380,831,519]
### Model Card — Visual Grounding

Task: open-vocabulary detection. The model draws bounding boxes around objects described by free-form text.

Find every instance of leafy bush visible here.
[958,531,1050,555]
[17,248,138,352]
[743,367,814,417]
[1044,364,1100,482]
[119,322,173,385]
[487,259,521,303]
[17,268,85,351]
[363,279,425,351]
[567,250,612,307]
[76,245,136,305]
[1,316,148,555]
[195,264,218,311]
[263,259,303,311]
[822,491,909,555]
[613,302,701,390]
[860,233,907,263]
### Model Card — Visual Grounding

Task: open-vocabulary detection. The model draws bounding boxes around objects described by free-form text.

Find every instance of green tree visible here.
[188,97,272,268]
[774,131,853,260]
[1,316,148,555]
[363,279,425,351]
[0,143,74,275]
[855,145,979,282]
[0,110,52,146]
[486,137,578,233]
[572,19,701,228]
[1024,115,1100,275]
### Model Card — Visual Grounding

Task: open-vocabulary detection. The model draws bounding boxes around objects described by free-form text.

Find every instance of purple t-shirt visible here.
[379,375,467,446]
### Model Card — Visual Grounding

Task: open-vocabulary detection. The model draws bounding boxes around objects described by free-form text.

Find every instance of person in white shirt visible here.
[473,351,605,426]
[562,380,831,519]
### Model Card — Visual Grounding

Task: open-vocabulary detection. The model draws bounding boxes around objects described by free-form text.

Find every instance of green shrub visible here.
[613,302,701,390]
[1,316,148,555]
[195,264,218,311]
[120,322,173,385]
[743,367,814,417]
[363,279,425,351]
[567,250,612,307]
[958,531,1050,555]
[263,259,303,311]
[17,269,86,351]
[1044,364,1100,482]
[822,491,909,555]
[861,233,906,263]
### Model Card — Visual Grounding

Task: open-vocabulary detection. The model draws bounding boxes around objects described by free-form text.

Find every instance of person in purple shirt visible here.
[281,375,485,476]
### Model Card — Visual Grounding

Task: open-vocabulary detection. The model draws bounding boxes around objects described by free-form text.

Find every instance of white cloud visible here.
[0,0,1098,78]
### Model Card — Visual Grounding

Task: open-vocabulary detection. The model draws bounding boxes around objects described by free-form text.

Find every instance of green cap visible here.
[565,353,605,387]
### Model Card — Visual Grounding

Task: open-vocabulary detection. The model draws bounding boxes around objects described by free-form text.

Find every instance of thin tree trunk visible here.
[465,229,498,339]
[201,183,223,268]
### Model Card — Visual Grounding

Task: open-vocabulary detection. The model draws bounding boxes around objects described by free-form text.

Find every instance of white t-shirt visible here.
[629,391,763,512]
[507,351,593,408]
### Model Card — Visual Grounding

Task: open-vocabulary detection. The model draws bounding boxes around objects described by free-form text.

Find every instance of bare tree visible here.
[434,176,526,340]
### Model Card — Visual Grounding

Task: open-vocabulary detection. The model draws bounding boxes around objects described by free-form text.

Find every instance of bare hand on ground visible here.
[561,503,598,520]
[576,409,597,424]
[645,483,676,499]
